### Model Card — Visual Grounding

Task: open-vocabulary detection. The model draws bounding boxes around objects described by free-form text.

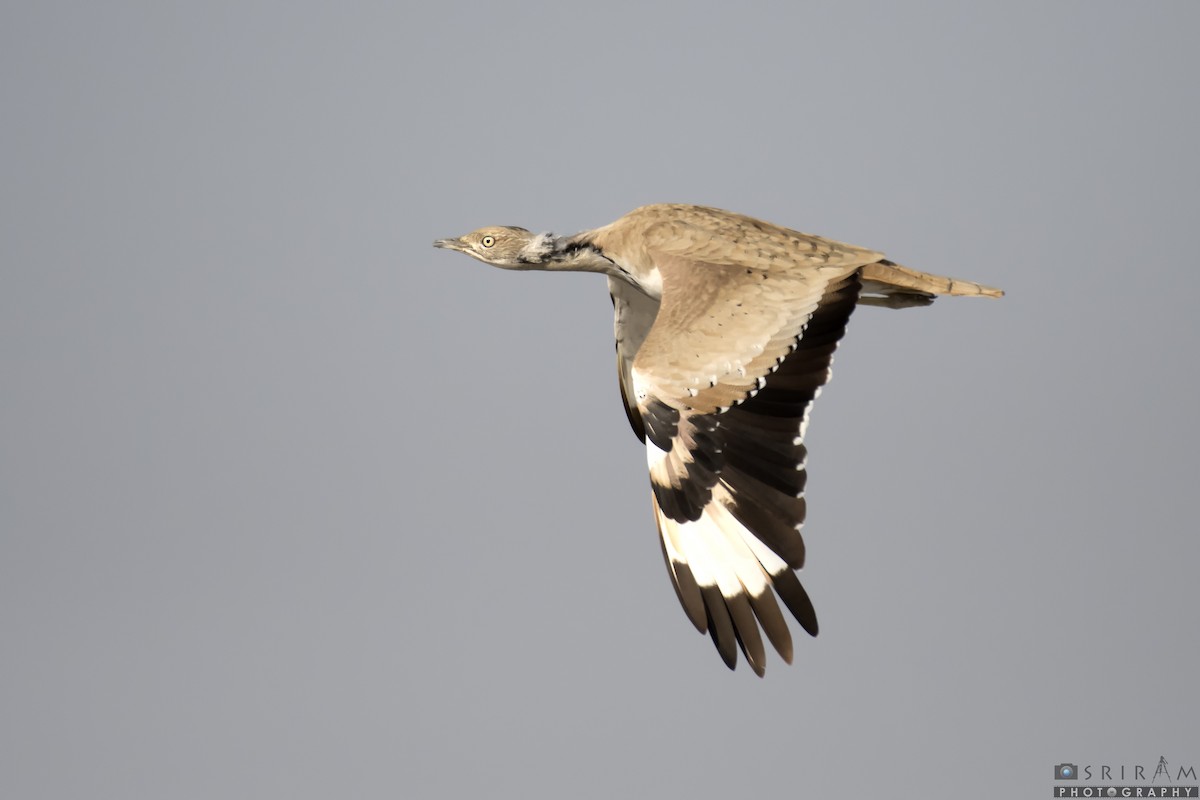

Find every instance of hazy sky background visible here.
[3,2,1198,798]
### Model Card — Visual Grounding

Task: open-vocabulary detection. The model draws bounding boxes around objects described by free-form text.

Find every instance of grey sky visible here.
[2,1,1198,798]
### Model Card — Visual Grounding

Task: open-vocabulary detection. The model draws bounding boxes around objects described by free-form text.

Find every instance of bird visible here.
[433,203,1002,676]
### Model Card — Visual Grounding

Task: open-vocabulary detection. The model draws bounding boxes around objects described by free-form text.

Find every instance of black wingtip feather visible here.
[727,592,767,677]
[701,586,739,670]
[747,589,794,664]
[773,570,819,637]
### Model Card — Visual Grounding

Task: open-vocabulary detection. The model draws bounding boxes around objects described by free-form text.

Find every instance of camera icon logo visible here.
[1055,763,1079,780]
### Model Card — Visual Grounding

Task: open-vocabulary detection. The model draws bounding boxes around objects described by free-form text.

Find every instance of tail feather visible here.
[860,259,1004,304]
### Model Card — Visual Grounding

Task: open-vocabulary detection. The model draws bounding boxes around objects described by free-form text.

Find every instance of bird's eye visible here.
[481,236,496,248]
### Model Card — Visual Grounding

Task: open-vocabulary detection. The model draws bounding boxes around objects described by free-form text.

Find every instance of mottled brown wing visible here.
[631,253,836,415]
[595,204,883,269]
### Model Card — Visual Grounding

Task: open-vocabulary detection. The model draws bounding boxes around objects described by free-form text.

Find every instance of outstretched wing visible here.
[632,254,862,675]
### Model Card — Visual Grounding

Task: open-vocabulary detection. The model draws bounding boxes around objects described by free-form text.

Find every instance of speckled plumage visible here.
[434,203,1002,675]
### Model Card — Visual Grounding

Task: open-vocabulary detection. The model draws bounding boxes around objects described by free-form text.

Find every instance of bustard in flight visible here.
[434,203,1002,676]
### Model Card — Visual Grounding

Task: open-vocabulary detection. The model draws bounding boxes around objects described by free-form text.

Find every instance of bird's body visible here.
[434,203,1001,675]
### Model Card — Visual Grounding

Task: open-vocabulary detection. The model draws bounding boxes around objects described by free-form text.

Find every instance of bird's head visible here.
[433,226,555,269]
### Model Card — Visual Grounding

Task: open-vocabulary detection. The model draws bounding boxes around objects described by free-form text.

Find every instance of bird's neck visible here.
[535,236,620,276]
[541,234,658,298]
[511,234,658,297]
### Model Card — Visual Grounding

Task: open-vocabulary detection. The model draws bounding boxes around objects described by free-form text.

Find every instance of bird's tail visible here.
[858,260,1004,308]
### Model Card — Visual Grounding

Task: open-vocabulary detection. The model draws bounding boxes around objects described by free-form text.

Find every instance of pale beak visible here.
[433,237,464,251]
